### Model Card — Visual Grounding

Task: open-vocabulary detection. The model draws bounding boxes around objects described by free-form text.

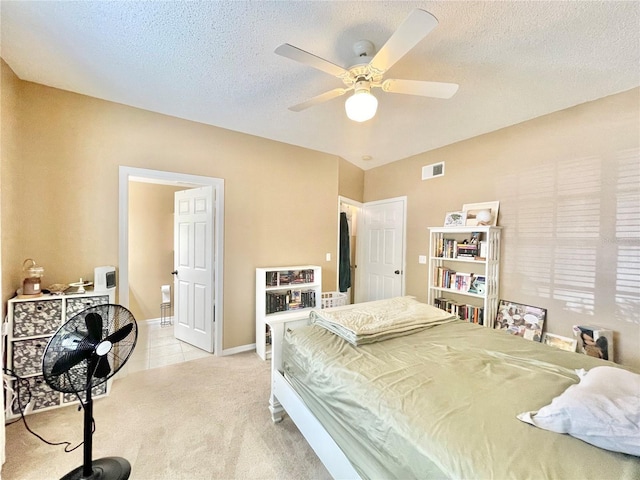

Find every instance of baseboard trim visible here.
[222,343,256,356]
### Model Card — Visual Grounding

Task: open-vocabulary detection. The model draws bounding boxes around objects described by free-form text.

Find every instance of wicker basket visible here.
[321,291,348,309]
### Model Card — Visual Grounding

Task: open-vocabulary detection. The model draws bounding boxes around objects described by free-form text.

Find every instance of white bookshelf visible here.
[427,226,501,327]
[255,265,322,360]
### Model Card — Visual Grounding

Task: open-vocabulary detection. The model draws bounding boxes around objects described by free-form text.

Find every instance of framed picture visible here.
[542,333,578,352]
[494,299,546,342]
[572,325,613,361]
[468,274,486,294]
[462,201,499,226]
[444,211,466,226]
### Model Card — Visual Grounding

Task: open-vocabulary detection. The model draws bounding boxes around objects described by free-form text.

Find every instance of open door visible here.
[355,197,406,303]
[173,186,215,352]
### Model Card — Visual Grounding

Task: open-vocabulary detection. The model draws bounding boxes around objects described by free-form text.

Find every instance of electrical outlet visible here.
[325,253,331,262]
[418,255,427,264]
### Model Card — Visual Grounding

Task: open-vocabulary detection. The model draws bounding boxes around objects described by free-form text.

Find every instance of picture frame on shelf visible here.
[444,211,467,227]
[467,275,486,294]
[462,201,500,226]
[494,299,546,342]
[542,333,578,352]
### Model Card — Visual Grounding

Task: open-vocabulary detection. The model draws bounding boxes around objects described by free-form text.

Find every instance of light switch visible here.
[326,253,331,262]
[418,255,427,264]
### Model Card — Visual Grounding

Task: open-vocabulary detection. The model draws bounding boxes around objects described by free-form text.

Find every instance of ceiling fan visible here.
[275,9,458,122]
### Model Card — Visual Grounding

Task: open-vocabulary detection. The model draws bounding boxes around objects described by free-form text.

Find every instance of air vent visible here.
[422,162,445,180]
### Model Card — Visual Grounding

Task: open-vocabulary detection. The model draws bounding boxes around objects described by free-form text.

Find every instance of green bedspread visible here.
[283,320,640,479]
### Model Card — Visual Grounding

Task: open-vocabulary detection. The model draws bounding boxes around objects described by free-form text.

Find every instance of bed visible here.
[268,296,640,480]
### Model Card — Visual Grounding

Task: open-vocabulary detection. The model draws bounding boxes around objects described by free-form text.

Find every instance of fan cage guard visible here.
[42,304,138,394]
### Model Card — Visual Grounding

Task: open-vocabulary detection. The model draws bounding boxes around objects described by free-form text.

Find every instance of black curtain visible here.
[339,212,351,292]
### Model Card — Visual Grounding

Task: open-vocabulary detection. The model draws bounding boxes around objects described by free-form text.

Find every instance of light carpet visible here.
[3,351,331,480]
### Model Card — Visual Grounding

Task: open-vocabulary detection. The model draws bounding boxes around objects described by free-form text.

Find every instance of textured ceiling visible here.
[1,1,639,170]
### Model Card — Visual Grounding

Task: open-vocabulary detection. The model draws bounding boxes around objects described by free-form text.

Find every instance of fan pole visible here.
[83,377,94,477]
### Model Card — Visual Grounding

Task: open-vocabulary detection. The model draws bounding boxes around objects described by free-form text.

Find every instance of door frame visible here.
[336,196,362,300]
[118,166,225,355]
[354,196,407,304]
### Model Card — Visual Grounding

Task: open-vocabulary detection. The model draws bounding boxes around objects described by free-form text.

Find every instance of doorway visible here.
[337,197,361,304]
[118,166,225,357]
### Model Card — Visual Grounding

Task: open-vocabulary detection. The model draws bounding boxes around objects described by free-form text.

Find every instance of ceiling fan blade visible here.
[51,347,92,376]
[275,43,350,79]
[105,322,134,345]
[289,88,350,112]
[369,9,439,75]
[94,356,111,379]
[85,312,103,344]
[381,79,459,99]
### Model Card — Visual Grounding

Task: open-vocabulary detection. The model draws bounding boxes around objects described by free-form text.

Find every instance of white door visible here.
[355,197,406,303]
[174,186,215,352]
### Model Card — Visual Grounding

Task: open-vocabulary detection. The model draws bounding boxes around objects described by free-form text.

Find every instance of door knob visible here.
[171,270,178,275]
[394,270,401,274]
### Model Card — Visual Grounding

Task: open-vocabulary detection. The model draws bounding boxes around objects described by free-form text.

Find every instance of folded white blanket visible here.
[309,296,457,345]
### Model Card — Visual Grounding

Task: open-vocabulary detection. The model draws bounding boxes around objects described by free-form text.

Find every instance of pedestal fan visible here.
[42,304,138,480]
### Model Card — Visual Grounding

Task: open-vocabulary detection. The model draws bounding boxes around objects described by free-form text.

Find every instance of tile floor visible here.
[126,320,212,373]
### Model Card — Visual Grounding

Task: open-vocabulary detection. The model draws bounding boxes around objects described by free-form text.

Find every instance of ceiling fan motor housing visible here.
[353,77,372,93]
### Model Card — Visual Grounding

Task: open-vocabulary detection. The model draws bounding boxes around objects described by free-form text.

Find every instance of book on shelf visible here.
[436,238,458,258]
[292,269,314,283]
[265,289,316,314]
[454,272,472,292]
[458,304,484,325]
[266,269,315,288]
[456,244,479,258]
[435,267,477,293]
[278,271,293,285]
[266,271,278,286]
[478,241,488,259]
[433,297,484,325]
[265,325,272,345]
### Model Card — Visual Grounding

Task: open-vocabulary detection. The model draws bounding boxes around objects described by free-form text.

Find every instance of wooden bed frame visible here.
[267,316,361,480]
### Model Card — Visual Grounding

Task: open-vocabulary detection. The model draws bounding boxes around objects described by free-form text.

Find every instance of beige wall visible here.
[3,58,638,368]
[1,59,22,306]
[128,182,183,321]
[365,88,640,369]
[338,156,364,202]
[1,61,343,351]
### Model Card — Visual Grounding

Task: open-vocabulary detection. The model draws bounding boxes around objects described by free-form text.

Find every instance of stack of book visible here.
[434,297,484,325]
[265,289,316,314]
[456,243,478,258]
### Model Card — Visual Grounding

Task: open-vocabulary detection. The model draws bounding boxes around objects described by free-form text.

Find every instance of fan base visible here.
[61,457,131,480]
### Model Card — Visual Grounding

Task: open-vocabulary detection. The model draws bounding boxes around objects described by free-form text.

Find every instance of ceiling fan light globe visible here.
[345,91,378,122]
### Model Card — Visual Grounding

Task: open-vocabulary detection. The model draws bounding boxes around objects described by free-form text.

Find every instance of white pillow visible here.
[517,366,640,456]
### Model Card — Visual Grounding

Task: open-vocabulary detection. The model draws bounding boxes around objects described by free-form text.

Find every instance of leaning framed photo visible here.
[462,201,499,226]
[444,211,467,226]
[494,299,546,342]
[542,333,578,352]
